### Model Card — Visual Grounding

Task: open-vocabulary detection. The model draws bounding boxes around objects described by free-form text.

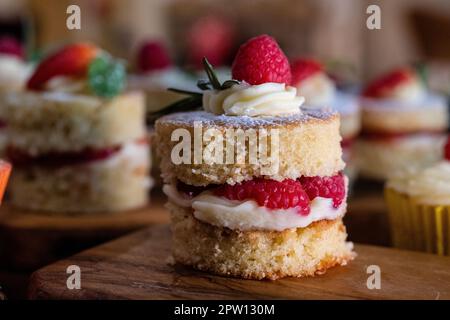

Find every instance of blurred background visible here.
[0,0,449,92]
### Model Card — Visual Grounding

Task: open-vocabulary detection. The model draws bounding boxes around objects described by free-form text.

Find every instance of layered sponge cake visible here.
[358,67,448,180]
[156,35,354,280]
[1,43,150,213]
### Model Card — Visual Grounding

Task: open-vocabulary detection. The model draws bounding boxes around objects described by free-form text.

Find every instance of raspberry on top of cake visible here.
[360,66,447,134]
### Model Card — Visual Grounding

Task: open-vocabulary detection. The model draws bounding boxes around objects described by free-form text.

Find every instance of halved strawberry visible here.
[290,58,323,86]
[363,67,415,98]
[27,43,99,90]
[0,160,11,203]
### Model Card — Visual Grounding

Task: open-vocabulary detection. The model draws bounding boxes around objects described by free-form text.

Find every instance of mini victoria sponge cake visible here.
[157,34,354,280]
[358,90,448,180]
[357,67,448,180]
[1,91,150,213]
[156,110,354,280]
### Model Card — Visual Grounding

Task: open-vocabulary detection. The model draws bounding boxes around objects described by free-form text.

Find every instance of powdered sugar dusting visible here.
[156,109,336,128]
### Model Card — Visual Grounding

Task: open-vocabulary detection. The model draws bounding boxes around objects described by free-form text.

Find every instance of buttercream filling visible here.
[163,183,347,231]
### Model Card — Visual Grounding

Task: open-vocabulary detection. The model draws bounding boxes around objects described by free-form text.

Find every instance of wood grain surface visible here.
[0,192,169,271]
[29,225,450,300]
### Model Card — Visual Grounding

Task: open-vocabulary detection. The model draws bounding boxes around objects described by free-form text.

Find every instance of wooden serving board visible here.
[0,192,169,271]
[29,225,450,300]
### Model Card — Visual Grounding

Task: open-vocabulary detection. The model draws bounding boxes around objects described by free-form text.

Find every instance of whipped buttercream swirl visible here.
[388,161,450,205]
[203,82,304,117]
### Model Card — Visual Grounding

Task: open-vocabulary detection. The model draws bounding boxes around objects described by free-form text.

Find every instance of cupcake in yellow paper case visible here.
[385,136,450,255]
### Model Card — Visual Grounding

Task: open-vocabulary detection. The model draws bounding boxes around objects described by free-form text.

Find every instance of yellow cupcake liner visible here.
[384,188,450,256]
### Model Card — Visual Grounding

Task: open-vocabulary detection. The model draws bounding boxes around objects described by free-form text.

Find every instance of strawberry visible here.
[137,40,172,73]
[27,43,98,90]
[363,67,415,98]
[231,34,291,85]
[290,58,323,85]
[186,15,235,69]
[0,36,24,59]
[444,136,450,161]
[0,160,11,203]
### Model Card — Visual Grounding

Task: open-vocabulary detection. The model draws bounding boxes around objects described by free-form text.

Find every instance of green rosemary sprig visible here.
[203,58,222,90]
[147,57,240,125]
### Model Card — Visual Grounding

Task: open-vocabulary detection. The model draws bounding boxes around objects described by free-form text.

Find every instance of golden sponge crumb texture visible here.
[8,144,150,214]
[168,202,355,280]
[0,91,146,155]
[156,111,344,186]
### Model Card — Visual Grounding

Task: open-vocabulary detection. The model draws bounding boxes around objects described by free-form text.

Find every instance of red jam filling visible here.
[6,137,148,168]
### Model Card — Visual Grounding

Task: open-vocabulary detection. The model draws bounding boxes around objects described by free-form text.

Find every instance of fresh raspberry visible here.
[137,41,172,73]
[27,43,98,90]
[290,58,323,85]
[214,178,310,215]
[186,15,235,69]
[363,67,415,98]
[0,36,24,59]
[231,35,291,85]
[299,173,346,208]
[444,136,450,161]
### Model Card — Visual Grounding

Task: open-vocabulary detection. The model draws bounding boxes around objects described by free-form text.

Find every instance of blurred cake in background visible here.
[0,36,32,156]
[357,67,448,181]
[1,43,150,213]
[385,136,450,256]
[185,14,236,108]
[291,58,361,186]
[127,40,195,124]
[127,40,196,187]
